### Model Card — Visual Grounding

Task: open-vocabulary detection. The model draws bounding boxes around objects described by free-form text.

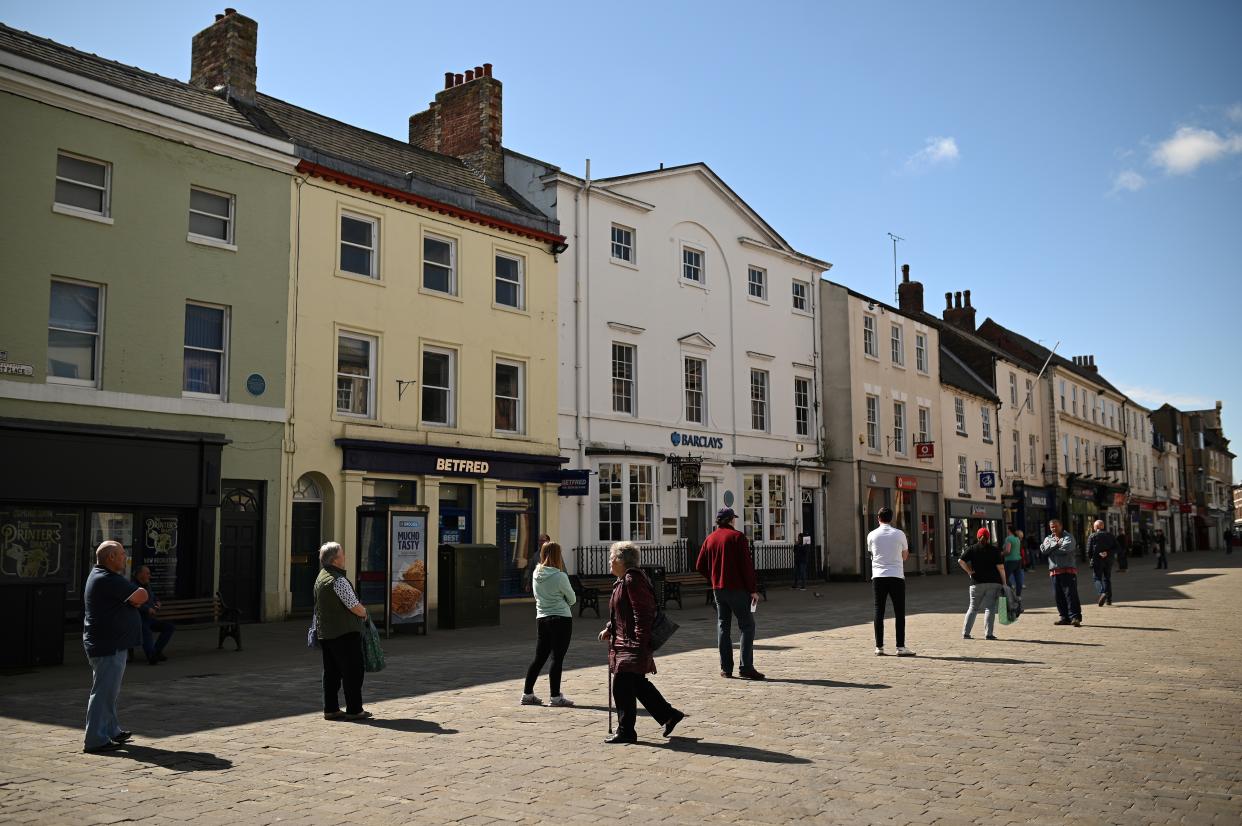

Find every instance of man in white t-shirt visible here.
[867,507,916,657]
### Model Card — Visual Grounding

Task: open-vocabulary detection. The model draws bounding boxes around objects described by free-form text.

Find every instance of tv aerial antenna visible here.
[887,232,905,302]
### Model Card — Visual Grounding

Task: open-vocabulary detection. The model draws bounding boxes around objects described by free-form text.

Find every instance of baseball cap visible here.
[976,527,991,541]
[716,507,737,522]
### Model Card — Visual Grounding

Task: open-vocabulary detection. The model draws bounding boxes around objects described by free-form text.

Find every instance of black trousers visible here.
[524,616,572,695]
[321,631,364,714]
[872,577,906,648]
[612,672,674,735]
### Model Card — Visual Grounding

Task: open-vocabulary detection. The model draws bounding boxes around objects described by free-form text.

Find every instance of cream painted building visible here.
[821,282,944,577]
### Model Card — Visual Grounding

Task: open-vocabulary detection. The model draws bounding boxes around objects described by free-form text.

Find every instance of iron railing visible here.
[573,540,690,576]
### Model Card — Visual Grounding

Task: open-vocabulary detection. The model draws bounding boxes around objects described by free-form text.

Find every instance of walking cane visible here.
[607,658,613,735]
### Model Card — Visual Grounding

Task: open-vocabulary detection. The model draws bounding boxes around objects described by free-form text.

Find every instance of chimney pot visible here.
[444,71,454,89]
[945,292,952,309]
[224,7,236,14]
[215,13,224,20]
[901,263,910,283]
[465,69,475,82]
[410,63,504,181]
[454,73,464,86]
[964,289,972,308]
[474,66,483,76]
[483,63,493,77]
[954,291,962,309]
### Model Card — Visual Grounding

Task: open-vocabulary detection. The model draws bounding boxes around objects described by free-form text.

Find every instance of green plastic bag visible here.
[361,616,386,672]
[998,588,1022,625]
[997,595,1012,625]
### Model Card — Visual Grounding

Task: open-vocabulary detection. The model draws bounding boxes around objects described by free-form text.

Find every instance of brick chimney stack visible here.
[409,63,503,182]
[942,288,978,331]
[190,8,258,105]
[1072,355,1099,373]
[896,263,924,315]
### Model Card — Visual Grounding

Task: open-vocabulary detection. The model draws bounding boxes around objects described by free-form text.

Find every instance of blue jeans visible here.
[1052,572,1082,621]
[713,589,755,673]
[1004,560,1024,596]
[1092,563,1113,603]
[84,650,128,749]
[141,618,175,661]
[793,558,808,588]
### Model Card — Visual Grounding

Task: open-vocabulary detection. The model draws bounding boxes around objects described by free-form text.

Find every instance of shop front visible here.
[1012,481,1055,558]
[858,463,942,575]
[945,499,1004,575]
[1128,497,1159,547]
[332,439,564,614]
[1065,481,1101,556]
[0,418,226,638]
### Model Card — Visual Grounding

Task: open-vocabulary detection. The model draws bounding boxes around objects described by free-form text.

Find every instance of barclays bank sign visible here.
[671,431,724,450]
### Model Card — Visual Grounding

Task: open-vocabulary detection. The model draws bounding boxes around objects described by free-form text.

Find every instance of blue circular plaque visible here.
[722,490,735,508]
[246,373,266,396]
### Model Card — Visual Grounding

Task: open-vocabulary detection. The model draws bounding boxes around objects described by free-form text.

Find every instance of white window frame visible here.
[421,345,457,427]
[1012,430,1021,472]
[53,151,111,220]
[494,358,525,434]
[494,252,525,310]
[335,331,377,419]
[1025,379,1034,412]
[612,342,636,415]
[890,324,904,366]
[747,266,767,301]
[981,406,993,443]
[422,232,457,295]
[339,212,378,279]
[596,461,656,543]
[681,245,704,285]
[866,394,880,451]
[794,376,811,438]
[863,315,878,358]
[187,185,236,247]
[1009,373,1018,407]
[893,400,906,455]
[918,406,931,444]
[1029,434,1037,475]
[684,356,706,425]
[954,397,967,435]
[743,472,788,542]
[1060,379,1066,411]
[915,333,927,373]
[182,300,229,400]
[958,455,969,494]
[610,224,635,264]
[47,277,104,388]
[792,280,810,312]
[750,368,769,432]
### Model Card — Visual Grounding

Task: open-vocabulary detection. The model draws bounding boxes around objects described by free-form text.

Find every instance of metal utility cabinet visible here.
[437,544,500,629]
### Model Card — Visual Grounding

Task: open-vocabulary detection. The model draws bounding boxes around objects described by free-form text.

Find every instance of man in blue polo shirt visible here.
[82,540,148,753]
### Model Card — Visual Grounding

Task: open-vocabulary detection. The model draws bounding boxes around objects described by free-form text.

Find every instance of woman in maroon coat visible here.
[599,541,685,744]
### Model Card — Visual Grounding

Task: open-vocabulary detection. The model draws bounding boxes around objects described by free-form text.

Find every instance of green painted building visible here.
[0,24,297,652]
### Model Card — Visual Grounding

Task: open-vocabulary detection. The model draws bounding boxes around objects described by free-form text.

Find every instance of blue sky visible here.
[4,0,1240,478]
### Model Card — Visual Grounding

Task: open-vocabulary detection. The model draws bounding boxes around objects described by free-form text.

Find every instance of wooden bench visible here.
[569,575,614,618]
[147,593,243,651]
[663,572,769,609]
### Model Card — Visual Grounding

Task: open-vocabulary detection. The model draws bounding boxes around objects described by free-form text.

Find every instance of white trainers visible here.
[520,693,543,706]
[896,647,917,657]
[549,695,575,707]
[875,647,886,656]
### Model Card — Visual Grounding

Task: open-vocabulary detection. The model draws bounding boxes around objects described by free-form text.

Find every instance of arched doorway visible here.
[220,484,263,622]
[291,475,324,612]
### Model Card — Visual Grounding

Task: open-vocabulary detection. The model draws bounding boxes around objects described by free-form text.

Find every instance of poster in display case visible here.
[388,507,428,635]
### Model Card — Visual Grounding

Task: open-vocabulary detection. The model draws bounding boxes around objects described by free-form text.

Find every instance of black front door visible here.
[291,502,321,611]
[220,484,263,622]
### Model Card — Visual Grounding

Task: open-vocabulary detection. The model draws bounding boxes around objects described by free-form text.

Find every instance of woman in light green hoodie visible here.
[521,542,577,707]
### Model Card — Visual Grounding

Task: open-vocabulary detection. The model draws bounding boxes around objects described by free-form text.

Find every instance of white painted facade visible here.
[533,163,829,572]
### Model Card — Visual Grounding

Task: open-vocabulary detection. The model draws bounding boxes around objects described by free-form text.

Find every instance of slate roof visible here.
[939,344,999,402]
[0,23,553,233]
[976,318,1126,397]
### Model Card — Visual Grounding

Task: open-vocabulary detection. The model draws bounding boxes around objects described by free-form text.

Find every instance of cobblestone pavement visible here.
[2,551,1240,825]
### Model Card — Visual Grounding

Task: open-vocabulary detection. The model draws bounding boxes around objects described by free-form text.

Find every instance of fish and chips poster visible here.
[388,510,427,631]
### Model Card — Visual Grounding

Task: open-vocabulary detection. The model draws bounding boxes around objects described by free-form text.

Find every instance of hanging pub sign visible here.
[915,442,935,459]
[1103,446,1125,472]
[557,469,591,497]
[978,471,997,489]
[1113,493,1126,508]
[388,507,428,634]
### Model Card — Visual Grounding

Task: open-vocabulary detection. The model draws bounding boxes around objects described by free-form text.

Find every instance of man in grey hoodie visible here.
[1041,519,1082,626]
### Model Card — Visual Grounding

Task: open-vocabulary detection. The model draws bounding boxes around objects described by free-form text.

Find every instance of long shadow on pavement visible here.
[1077,625,1175,632]
[1004,639,1102,647]
[649,736,811,764]
[915,656,1043,665]
[352,717,458,735]
[764,678,890,689]
[95,744,232,771]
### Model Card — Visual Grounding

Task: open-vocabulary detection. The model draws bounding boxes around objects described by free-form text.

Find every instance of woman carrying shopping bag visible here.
[313,541,373,721]
[521,541,577,707]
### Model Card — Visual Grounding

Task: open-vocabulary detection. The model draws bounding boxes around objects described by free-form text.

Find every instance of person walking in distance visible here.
[792,530,811,591]
[1041,519,1083,626]
[1155,530,1169,569]
[696,507,764,679]
[1002,525,1024,597]
[1116,531,1130,573]
[958,528,1008,640]
[600,542,685,744]
[1087,520,1117,607]
[82,540,148,753]
[521,541,577,707]
[868,507,916,657]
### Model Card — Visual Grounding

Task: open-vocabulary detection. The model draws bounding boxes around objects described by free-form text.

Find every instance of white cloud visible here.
[1150,126,1242,174]
[1227,103,1242,123]
[1110,169,1146,194]
[905,136,959,170]
[1117,384,1211,410]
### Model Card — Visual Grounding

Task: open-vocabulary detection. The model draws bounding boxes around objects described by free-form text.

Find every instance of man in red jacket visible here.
[696,507,765,680]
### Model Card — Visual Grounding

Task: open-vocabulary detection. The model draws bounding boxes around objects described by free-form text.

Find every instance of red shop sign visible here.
[896,475,919,490]
[915,442,935,459]
[1179,503,1193,513]
[1113,493,1126,508]
[1140,501,1157,511]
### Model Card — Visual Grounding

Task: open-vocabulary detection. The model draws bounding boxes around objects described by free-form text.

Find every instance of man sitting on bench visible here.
[133,566,174,665]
